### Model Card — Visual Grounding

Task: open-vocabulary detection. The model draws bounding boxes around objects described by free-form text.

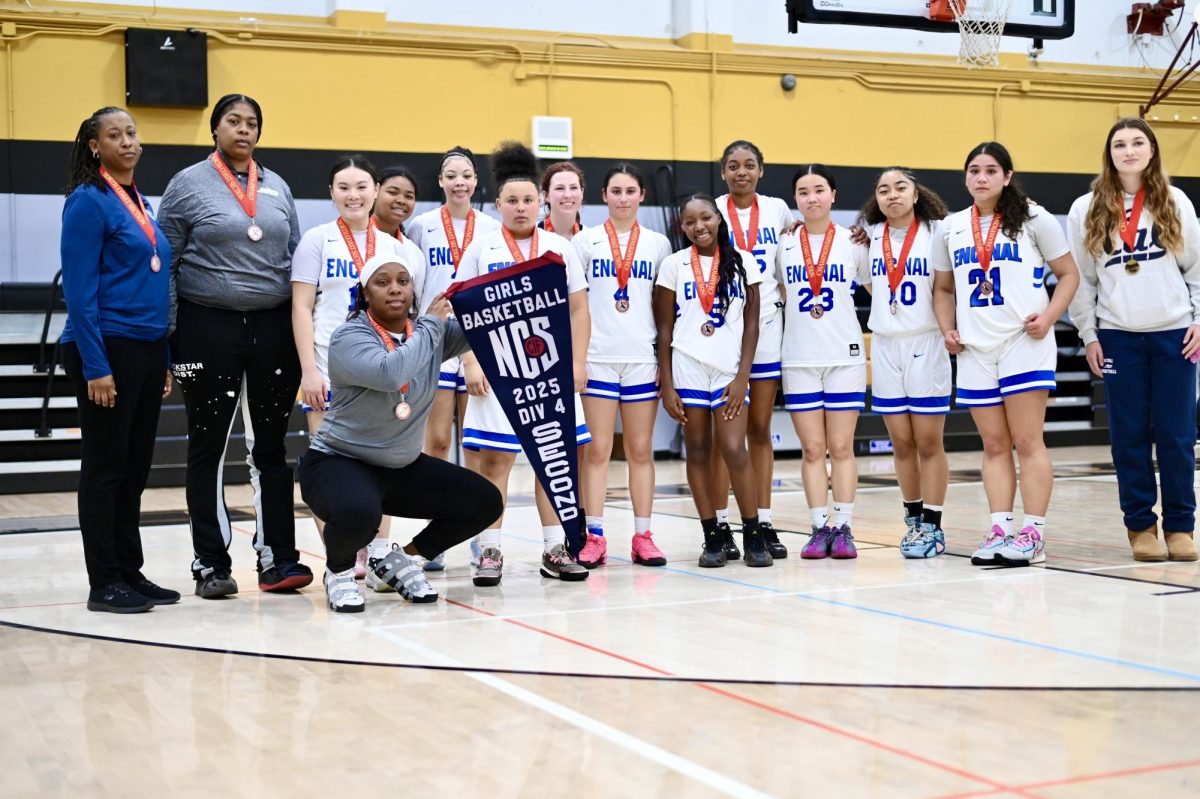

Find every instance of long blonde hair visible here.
[1082,117,1183,258]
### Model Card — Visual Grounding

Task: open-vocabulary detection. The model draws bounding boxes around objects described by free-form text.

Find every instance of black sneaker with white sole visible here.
[87,582,154,614]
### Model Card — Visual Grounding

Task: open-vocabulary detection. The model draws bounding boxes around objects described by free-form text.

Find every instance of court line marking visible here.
[366,628,780,799]
[439,599,1029,797]
[2,618,1197,693]
[926,756,1200,799]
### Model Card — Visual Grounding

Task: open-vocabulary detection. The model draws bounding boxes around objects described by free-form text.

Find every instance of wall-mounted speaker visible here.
[125,28,208,108]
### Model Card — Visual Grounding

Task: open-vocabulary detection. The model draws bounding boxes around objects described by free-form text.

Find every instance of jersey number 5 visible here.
[968,268,1005,308]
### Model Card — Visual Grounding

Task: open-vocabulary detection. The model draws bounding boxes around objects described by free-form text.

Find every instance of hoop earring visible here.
[91,150,99,161]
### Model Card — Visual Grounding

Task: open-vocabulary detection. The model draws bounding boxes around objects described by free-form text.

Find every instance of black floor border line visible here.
[1,619,1196,693]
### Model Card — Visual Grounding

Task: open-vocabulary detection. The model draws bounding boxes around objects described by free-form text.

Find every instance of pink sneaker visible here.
[353,547,368,579]
[577,532,608,568]
[630,531,667,567]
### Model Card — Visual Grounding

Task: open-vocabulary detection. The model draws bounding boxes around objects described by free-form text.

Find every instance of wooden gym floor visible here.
[1,445,1198,798]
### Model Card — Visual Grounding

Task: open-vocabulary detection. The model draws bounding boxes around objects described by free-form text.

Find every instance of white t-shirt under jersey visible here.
[776,223,867,367]
[656,246,761,373]
[863,220,940,338]
[716,193,794,318]
[454,227,588,295]
[410,207,501,313]
[1067,186,1200,344]
[291,221,404,375]
[572,222,672,363]
[930,205,1070,351]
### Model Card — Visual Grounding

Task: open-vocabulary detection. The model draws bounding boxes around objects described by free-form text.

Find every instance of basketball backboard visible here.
[786,1,1075,40]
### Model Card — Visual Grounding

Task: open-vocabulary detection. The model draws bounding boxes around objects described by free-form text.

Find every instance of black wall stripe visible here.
[6,139,1200,216]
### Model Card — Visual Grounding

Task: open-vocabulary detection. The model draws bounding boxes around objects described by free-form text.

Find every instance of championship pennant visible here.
[444,253,585,554]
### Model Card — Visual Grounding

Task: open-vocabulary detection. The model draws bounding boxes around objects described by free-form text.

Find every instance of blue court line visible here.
[503,532,1200,684]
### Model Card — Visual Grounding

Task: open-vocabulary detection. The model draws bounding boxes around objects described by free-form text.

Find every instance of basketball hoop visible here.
[930,0,1016,69]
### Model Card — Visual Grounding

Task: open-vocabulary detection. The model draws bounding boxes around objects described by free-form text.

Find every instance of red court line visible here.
[928,756,1200,799]
[0,600,88,611]
[443,597,1034,798]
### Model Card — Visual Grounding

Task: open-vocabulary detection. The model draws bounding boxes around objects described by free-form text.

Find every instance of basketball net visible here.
[934,0,1015,69]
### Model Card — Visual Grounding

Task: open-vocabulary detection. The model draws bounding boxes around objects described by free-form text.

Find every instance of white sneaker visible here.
[997,526,1045,566]
[365,542,395,593]
[971,525,1011,565]
[324,568,365,613]
[372,544,439,603]
[424,552,446,572]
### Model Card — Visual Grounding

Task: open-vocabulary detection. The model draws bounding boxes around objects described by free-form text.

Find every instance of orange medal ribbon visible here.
[209,152,258,222]
[370,214,403,242]
[502,226,538,264]
[689,245,722,315]
[882,220,920,300]
[604,220,641,294]
[337,218,376,278]
[971,205,1003,273]
[726,195,760,253]
[366,313,413,395]
[98,166,158,268]
[440,206,475,275]
[1118,188,1146,272]
[545,217,581,236]
[799,224,836,299]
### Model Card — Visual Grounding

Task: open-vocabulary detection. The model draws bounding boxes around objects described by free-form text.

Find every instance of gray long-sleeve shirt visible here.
[158,154,301,327]
[310,313,470,469]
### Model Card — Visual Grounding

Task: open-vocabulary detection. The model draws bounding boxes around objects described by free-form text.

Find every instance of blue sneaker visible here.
[899,514,920,549]
[469,536,483,568]
[971,525,1011,565]
[424,552,446,572]
[901,522,946,559]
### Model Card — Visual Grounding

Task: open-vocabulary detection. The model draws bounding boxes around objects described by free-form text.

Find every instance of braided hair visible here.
[65,106,127,196]
[682,193,747,315]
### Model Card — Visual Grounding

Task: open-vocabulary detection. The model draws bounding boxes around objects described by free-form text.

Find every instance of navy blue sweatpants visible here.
[1098,328,1198,533]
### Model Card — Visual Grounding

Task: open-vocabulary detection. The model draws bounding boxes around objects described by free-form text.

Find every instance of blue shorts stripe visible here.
[620,381,659,396]
[999,370,1056,389]
[909,395,952,409]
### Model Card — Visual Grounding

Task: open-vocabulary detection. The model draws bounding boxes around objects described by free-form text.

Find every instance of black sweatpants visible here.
[63,337,167,588]
[171,300,301,578]
[298,449,504,573]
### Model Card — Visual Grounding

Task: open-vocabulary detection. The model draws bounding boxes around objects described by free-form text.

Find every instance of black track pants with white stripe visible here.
[172,300,301,578]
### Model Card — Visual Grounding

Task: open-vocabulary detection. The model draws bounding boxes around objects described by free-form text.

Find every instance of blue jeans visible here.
[1098,328,1197,533]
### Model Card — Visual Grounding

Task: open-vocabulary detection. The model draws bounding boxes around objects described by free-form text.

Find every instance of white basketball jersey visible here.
[864,221,940,337]
[411,207,501,309]
[295,221,403,374]
[716,193,793,317]
[930,205,1070,350]
[655,247,761,373]
[572,223,672,363]
[776,224,867,367]
[454,227,588,295]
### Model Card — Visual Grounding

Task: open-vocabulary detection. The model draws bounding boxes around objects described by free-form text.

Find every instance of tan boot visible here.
[1164,532,1199,562]
[1128,525,1167,562]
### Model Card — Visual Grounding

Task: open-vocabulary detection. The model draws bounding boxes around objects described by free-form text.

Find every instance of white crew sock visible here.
[809,507,829,529]
[758,508,772,525]
[586,515,605,536]
[543,525,566,549]
[832,502,854,527]
[990,512,1014,536]
[634,516,651,534]
[479,527,502,549]
[715,508,731,525]
[1023,515,1047,536]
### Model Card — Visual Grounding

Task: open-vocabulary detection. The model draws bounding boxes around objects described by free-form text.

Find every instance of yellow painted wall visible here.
[3,4,1200,175]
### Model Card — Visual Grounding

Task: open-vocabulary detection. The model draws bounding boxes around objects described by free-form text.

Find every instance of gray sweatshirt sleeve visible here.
[1066,195,1101,345]
[157,173,191,333]
[284,182,302,260]
[330,315,446,392]
[443,318,470,360]
[1171,187,1200,324]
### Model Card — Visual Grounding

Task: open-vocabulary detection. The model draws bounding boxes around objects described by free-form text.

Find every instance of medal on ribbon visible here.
[366,313,414,421]
[689,245,722,336]
[209,152,261,241]
[799,224,836,319]
[971,205,1003,296]
[99,166,160,272]
[605,220,640,314]
[882,220,919,316]
[440,206,476,278]
[1118,188,1146,275]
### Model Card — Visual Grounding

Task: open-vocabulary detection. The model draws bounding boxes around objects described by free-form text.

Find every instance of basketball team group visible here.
[61,92,1200,614]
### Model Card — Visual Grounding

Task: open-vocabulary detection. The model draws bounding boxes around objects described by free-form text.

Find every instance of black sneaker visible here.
[258,561,314,592]
[195,569,238,599]
[742,529,774,568]
[760,522,788,559]
[128,578,181,605]
[87,582,154,614]
[698,529,728,568]
[718,522,741,560]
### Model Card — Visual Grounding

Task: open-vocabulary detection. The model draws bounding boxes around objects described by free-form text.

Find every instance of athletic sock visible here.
[832,502,855,527]
[543,525,566,550]
[586,515,605,537]
[904,499,924,519]
[715,508,731,526]
[741,515,759,535]
[990,512,1015,536]
[479,527,502,549]
[701,517,719,534]
[809,506,829,529]
[634,516,651,534]
[758,508,772,525]
[921,504,944,528]
[1023,515,1047,536]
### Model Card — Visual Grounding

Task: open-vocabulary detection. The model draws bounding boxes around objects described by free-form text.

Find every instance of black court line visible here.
[2,619,1197,693]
